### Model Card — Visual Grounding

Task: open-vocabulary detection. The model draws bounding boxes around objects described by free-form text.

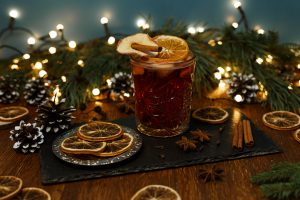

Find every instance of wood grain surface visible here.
[0,98,299,200]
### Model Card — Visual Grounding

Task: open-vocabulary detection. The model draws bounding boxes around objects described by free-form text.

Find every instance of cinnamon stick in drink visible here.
[243,120,254,147]
[131,43,162,53]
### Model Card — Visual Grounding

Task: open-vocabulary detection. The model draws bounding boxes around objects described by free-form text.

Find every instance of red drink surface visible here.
[131,57,195,137]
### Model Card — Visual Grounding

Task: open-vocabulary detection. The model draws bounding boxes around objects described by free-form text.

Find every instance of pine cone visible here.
[0,75,21,103]
[36,98,76,133]
[107,72,134,98]
[10,121,44,154]
[227,73,259,103]
[23,78,49,105]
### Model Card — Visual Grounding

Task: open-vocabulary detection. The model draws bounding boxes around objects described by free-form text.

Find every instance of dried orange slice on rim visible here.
[0,176,23,200]
[60,136,106,155]
[293,129,300,143]
[77,121,123,142]
[192,107,229,124]
[131,185,181,200]
[149,35,189,62]
[95,133,133,157]
[15,187,51,200]
[0,106,29,122]
[262,111,300,130]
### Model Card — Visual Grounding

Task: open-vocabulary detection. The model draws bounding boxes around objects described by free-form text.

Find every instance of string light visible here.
[214,72,222,80]
[142,23,150,30]
[42,59,48,64]
[68,40,77,48]
[48,46,56,54]
[11,64,19,70]
[233,0,242,8]
[49,30,57,39]
[217,67,225,74]
[92,88,100,96]
[77,60,84,67]
[288,84,293,90]
[107,36,116,45]
[234,94,243,102]
[39,70,47,78]
[187,27,196,35]
[257,28,265,35]
[297,64,300,69]
[52,85,62,105]
[27,37,36,45]
[217,41,223,45]
[218,80,227,90]
[196,26,205,33]
[100,17,109,24]
[13,58,19,63]
[56,24,64,31]
[106,79,112,87]
[226,66,232,71]
[9,9,19,19]
[266,55,273,63]
[256,57,263,64]
[232,22,239,29]
[208,40,216,47]
[61,76,67,82]
[33,62,43,70]
[23,53,30,59]
[136,18,146,28]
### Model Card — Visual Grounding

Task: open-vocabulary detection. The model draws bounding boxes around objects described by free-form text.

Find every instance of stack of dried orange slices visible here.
[60,121,134,158]
[0,106,29,129]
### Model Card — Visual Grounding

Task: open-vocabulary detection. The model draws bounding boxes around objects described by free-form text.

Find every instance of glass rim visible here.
[130,54,196,68]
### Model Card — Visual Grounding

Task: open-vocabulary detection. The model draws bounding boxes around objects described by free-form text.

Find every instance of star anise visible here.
[198,165,224,183]
[176,136,198,152]
[190,129,211,142]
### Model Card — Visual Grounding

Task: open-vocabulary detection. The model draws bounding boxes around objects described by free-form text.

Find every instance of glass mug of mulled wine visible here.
[117,34,195,137]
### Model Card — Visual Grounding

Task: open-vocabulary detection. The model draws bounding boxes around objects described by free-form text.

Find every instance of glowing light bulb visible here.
[257,29,265,35]
[56,24,64,30]
[217,41,223,45]
[48,47,56,54]
[23,53,30,59]
[106,79,112,87]
[39,70,47,78]
[92,88,100,96]
[27,37,36,45]
[196,26,205,33]
[9,9,19,18]
[33,62,43,70]
[233,0,242,8]
[42,59,48,64]
[217,67,225,74]
[107,36,116,45]
[234,94,243,102]
[136,18,146,28]
[68,41,77,48]
[11,64,19,70]
[256,57,263,64]
[297,64,300,69]
[142,23,150,30]
[214,72,222,80]
[49,30,57,39]
[187,27,196,35]
[13,58,19,63]
[52,85,62,105]
[218,80,226,90]
[232,22,239,29]
[77,60,84,67]
[226,66,232,71]
[100,17,109,24]
[61,76,67,82]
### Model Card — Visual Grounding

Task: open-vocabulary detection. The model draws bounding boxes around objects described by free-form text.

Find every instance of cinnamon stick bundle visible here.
[243,120,254,147]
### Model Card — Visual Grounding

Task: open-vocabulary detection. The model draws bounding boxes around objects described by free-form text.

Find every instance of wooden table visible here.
[1,98,299,200]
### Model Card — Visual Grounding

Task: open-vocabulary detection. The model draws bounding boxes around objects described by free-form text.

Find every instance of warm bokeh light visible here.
[100,17,109,24]
[23,53,30,59]
[234,94,243,102]
[232,22,239,29]
[256,57,263,64]
[56,24,64,30]
[27,37,36,45]
[92,88,100,96]
[196,26,205,33]
[257,29,265,35]
[136,18,146,28]
[39,70,47,78]
[77,60,84,67]
[49,30,57,39]
[143,23,150,30]
[9,9,19,18]
[68,40,77,48]
[48,46,56,54]
[214,72,222,80]
[233,0,242,8]
[187,27,196,35]
[107,36,116,45]
[61,76,67,82]
[11,64,19,70]
[33,62,43,70]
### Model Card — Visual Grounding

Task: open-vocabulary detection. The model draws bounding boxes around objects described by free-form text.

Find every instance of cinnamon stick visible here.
[237,121,244,151]
[243,120,254,147]
[131,43,162,52]
[232,122,243,151]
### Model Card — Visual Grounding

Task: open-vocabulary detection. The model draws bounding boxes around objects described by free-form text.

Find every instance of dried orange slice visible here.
[0,176,23,200]
[60,136,106,155]
[149,35,189,62]
[0,106,29,122]
[192,107,229,124]
[95,133,133,157]
[293,129,300,143]
[131,185,181,200]
[77,121,123,142]
[262,111,300,130]
[15,187,51,200]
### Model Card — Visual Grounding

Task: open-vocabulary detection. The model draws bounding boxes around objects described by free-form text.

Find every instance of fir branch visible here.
[260,182,300,200]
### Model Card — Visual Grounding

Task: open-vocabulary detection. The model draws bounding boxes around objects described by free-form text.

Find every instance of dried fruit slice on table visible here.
[262,111,300,130]
[77,121,123,142]
[95,133,133,157]
[60,136,106,155]
[131,185,181,200]
[192,107,229,124]
[293,129,300,143]
[0,176,23,200]
[0,106,29,122]
[15,187,51,200]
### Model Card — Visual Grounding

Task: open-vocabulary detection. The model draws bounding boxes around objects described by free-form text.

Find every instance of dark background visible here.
[0,0,299,58]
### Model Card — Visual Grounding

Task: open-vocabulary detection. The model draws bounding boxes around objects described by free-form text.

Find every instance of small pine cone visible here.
[23,78,49,105]
[10,121,44,154]
[0,75,21,103]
